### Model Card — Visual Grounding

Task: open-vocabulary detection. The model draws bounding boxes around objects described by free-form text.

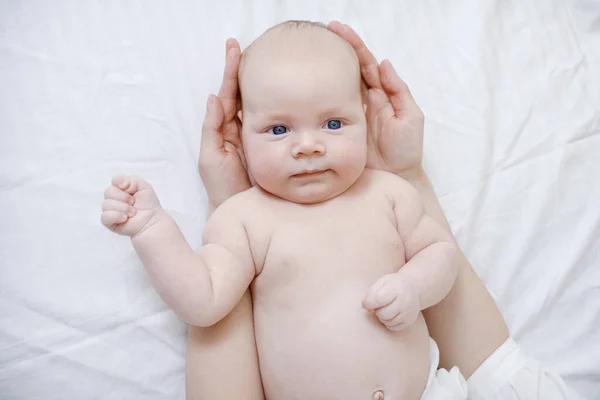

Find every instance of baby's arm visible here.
[102,175,255,327]
[363,176,457,331]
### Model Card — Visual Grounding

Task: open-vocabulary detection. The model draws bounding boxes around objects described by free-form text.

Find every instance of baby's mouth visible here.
[291,169,329,179]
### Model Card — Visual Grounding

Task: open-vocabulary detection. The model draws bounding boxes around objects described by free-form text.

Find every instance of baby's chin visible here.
[264,182,349,205]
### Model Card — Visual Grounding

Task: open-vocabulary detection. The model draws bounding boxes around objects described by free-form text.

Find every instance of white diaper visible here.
[466,337,570,400]
[421,338,469,400]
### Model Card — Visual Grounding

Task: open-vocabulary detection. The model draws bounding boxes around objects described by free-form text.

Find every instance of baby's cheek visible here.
[337,138,367,173]
[245,139,267,171]
[246,146,285,189]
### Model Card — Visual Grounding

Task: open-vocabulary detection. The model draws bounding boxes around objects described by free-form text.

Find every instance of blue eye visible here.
[269,125,288,135]
[325,120,342,130]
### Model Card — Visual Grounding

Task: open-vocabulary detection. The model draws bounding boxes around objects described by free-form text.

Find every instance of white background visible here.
[1,1,599,399]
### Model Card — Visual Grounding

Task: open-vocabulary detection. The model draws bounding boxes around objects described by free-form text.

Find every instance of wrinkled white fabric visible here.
[467,338,571,400]
[1,0,598,399]
[421,339,468,400]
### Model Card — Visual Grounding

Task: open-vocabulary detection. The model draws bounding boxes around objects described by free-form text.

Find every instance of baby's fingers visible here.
[374,298,402,321]
[363,274,397,311]
[111,175,150,195]
[377,309,407,329]
[102,199,137,217]
[101,210,128,229]
[104,185,134,205]
[376,295,419,332]
[385,320,411,332]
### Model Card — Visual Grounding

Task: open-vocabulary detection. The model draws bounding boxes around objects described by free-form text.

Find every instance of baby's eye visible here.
[324,120,343,130]
[269,125,289,135]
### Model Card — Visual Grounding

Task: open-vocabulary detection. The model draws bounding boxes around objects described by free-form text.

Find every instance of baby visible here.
[102,21,463,400]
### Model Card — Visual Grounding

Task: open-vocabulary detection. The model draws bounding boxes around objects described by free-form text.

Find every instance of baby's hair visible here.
[237,20,362,106]
[238,20,329,104]
[266,20,327,32]
[240,20,327,64]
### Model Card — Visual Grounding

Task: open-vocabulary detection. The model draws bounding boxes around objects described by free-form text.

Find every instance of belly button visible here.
[372,389,384,400]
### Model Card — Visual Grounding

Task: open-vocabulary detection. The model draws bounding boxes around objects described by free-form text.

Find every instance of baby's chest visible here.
[253,206,405,294]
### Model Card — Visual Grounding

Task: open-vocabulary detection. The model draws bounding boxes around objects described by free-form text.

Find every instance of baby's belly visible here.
[253,285,431,400]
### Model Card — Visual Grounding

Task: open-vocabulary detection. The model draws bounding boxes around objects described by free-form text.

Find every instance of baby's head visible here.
[238,21,367,204]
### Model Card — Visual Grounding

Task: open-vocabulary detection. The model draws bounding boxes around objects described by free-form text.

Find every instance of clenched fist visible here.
[362,272,421,332]
[101,175,165,237]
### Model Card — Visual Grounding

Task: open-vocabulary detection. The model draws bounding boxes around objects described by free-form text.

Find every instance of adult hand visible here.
[328,22,425,180]
[199,38,251,210]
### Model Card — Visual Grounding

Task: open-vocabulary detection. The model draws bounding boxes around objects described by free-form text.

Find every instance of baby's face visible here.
[239,27,367,204]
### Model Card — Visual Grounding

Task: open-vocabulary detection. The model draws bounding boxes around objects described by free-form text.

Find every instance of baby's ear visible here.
[237,110,243,122]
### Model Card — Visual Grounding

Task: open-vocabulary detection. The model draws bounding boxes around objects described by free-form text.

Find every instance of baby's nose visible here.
[291,131,325,157]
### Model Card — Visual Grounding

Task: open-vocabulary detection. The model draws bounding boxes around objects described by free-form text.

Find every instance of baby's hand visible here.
[101,175,164,237]
[362,273,421,332]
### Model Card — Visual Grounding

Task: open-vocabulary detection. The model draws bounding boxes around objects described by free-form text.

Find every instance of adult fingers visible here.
[328,21,382,90]
[200,94,225,153]
[225,37,240,55]
[379,59,421,118]
[366,88,394,124]
[218,38,241,121]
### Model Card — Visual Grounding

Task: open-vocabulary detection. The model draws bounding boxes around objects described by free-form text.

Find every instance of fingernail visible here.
[128,197,134,205]
[206,95,213,112]
[119,180,127,189]
[128,207,136,217]
[120,214,128,222]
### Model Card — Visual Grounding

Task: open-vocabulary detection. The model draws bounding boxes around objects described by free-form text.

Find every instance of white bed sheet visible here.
[1,0,599,399]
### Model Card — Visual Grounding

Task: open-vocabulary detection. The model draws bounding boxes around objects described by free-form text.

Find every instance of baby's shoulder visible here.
[361,168,413,194]
[360,169,422,213]
[211,187,272,268]
[217,187,258,212]
[210,187,256,218]
[213,186,271,222]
